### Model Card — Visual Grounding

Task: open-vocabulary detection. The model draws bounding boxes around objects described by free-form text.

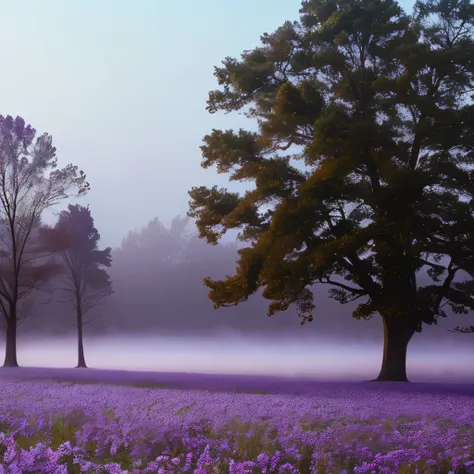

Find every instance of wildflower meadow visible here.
[0,370,473,473]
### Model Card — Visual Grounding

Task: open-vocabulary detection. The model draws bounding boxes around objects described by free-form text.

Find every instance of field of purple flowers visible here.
[0,369,473,473]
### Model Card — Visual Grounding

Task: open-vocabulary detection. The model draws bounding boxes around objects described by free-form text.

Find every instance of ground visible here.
[0,367,473,473]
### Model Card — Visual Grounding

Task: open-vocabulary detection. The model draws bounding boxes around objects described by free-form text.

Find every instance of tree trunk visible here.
[76,308,87,368]
[3,310,18,368]
[373,316,415,382]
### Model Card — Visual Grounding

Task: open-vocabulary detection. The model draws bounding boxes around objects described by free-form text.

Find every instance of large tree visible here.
[0,116,89,367]
[55,204,113,368]
[188,0,474,381]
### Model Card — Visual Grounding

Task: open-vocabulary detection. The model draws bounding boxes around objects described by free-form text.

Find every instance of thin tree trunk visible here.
[373,316,415,382]
[3,307,18,368]
[76,307,87,368]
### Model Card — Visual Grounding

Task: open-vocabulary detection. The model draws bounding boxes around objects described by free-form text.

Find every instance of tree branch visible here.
[320,277,367,295]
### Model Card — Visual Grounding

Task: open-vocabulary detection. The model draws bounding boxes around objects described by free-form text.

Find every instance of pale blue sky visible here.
[0,0,413,248]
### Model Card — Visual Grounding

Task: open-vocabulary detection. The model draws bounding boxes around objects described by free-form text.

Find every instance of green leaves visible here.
[200,129,261,175]
[274,81,324,121]
[188,186,241,244]
[207,49,277,114]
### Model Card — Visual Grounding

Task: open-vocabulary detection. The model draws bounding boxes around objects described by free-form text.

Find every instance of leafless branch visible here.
[83,311,104,325]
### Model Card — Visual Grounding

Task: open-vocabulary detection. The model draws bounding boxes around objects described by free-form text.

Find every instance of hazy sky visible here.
[0,0,413,248]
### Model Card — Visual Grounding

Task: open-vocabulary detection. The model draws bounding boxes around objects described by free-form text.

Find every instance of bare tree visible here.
[55,204,112,368]
[0,115,89,367]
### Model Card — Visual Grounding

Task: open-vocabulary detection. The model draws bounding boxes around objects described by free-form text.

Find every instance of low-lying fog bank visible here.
[0,334,472,383]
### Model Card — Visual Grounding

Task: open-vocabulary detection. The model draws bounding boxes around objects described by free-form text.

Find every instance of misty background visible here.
[8,213,474,382]
[0,0,473,380]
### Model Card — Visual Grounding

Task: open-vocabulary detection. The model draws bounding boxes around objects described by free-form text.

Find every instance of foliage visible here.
[55,204,113,324]
[188,0,474,350]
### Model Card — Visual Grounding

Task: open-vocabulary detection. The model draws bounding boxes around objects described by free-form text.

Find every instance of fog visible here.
[22,214,474,345]
[5,334,473,383]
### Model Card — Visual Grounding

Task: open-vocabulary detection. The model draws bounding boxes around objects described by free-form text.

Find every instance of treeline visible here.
[23,215,309,337]
[21,214,473,344]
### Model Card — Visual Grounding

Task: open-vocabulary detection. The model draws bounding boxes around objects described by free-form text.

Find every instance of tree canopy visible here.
[188,0,474,381]
[115,215,191,267]
[56,204,113,320]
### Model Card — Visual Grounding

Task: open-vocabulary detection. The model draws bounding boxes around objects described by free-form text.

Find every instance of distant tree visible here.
[55,204,113,368]
[115,215,191,267]
[105,216,241,334]
[0,116,88,367]
[188,0,474,381]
